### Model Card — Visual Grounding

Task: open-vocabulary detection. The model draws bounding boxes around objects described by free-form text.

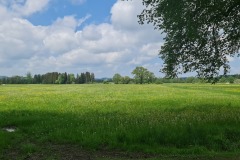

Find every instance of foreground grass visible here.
[0,84,240,159]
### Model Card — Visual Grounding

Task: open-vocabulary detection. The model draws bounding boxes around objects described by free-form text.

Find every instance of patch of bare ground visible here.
[51,144,157,160]
[2,143,240,160]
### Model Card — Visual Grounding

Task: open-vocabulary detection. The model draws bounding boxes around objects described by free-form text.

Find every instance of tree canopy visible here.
[113,73,122,84]
[132,66,155,84]
[138,0,240,81]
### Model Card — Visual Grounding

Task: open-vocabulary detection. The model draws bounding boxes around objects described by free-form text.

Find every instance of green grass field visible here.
[0,84,240,159]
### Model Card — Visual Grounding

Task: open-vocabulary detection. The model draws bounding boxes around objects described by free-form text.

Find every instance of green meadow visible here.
[1,84,240,159]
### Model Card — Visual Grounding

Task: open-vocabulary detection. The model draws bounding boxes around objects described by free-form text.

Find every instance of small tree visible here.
[186,77,195,83]
[68,74,75,84]
[227,76,235,84]
[113,73,122,84]
[132,66,155,84]
[145,71,156,83]
[90,73,95,83]
[57,73,65,84]
[26,72,33,84]
[122,76,131,84]
[219,77,227,83]
[80,73,86,84]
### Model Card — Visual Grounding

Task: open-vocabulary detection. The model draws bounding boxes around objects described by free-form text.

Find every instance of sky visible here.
[0,0,239,78]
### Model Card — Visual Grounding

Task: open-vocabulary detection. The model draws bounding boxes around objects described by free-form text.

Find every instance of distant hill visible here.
[0,76,7,79]
[95,77,112,82]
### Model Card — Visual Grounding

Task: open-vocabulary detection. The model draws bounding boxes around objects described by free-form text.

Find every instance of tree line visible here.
[0,72,95,84]
[111,66,240,84]
[1,67,240,85]
[113,66,155,84]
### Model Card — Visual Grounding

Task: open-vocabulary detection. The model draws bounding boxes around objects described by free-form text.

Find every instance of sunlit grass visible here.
[0,84,240,158]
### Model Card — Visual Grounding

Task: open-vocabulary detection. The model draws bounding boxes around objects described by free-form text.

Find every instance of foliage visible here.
[2,72,95,84]
[76,72,95,84]
[235,79,240,84]
[228,76,235,84]
[138,0,240,82]
[56,72,67,84]
[113,73,122,84]
[67,73,75,84]
[185,77,195,83]
[219,76,236,83]
[26,72,32,84]
[103,79,110,84]
[42,72,60,84]
[122,76,132,84]
[131,66,156,84]
[113,74,133,84]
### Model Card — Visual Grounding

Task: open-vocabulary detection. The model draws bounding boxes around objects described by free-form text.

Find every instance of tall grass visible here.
[0,84,240,156]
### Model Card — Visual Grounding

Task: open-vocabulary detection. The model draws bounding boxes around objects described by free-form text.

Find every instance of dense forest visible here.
[0,72,95,84]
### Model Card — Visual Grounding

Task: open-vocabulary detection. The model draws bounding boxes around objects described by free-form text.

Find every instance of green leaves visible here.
[139,0,240,82]
[132,66,155,84]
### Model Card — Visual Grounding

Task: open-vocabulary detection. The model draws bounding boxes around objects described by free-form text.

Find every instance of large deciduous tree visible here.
[138,0,240,81]
[132,66,155,84]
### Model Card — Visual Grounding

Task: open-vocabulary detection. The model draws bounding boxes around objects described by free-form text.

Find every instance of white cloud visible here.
[2,0,50,17]
[0,0,166,77]
[0,17,45,60]
[111,0,148,31]
[51,16,80,30]
[0,5,12,20]
[140,43,162,57]
[43,15,92,55]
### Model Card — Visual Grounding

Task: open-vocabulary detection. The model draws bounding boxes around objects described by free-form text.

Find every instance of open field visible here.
[0,84,240,159]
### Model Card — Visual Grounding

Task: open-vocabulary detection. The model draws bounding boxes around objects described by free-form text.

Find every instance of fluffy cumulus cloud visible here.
[0,0,50,17]
[0,0,166,77]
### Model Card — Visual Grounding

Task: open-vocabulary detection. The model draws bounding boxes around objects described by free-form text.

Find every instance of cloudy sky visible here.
[0,0,239,78]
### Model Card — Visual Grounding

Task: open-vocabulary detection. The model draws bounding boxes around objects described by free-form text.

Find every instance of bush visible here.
[103,80,109,84]
[155,80,163,84]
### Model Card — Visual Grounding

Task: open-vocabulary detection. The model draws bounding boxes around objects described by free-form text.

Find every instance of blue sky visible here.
[0,0,239,78]
[28,0,116,26]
